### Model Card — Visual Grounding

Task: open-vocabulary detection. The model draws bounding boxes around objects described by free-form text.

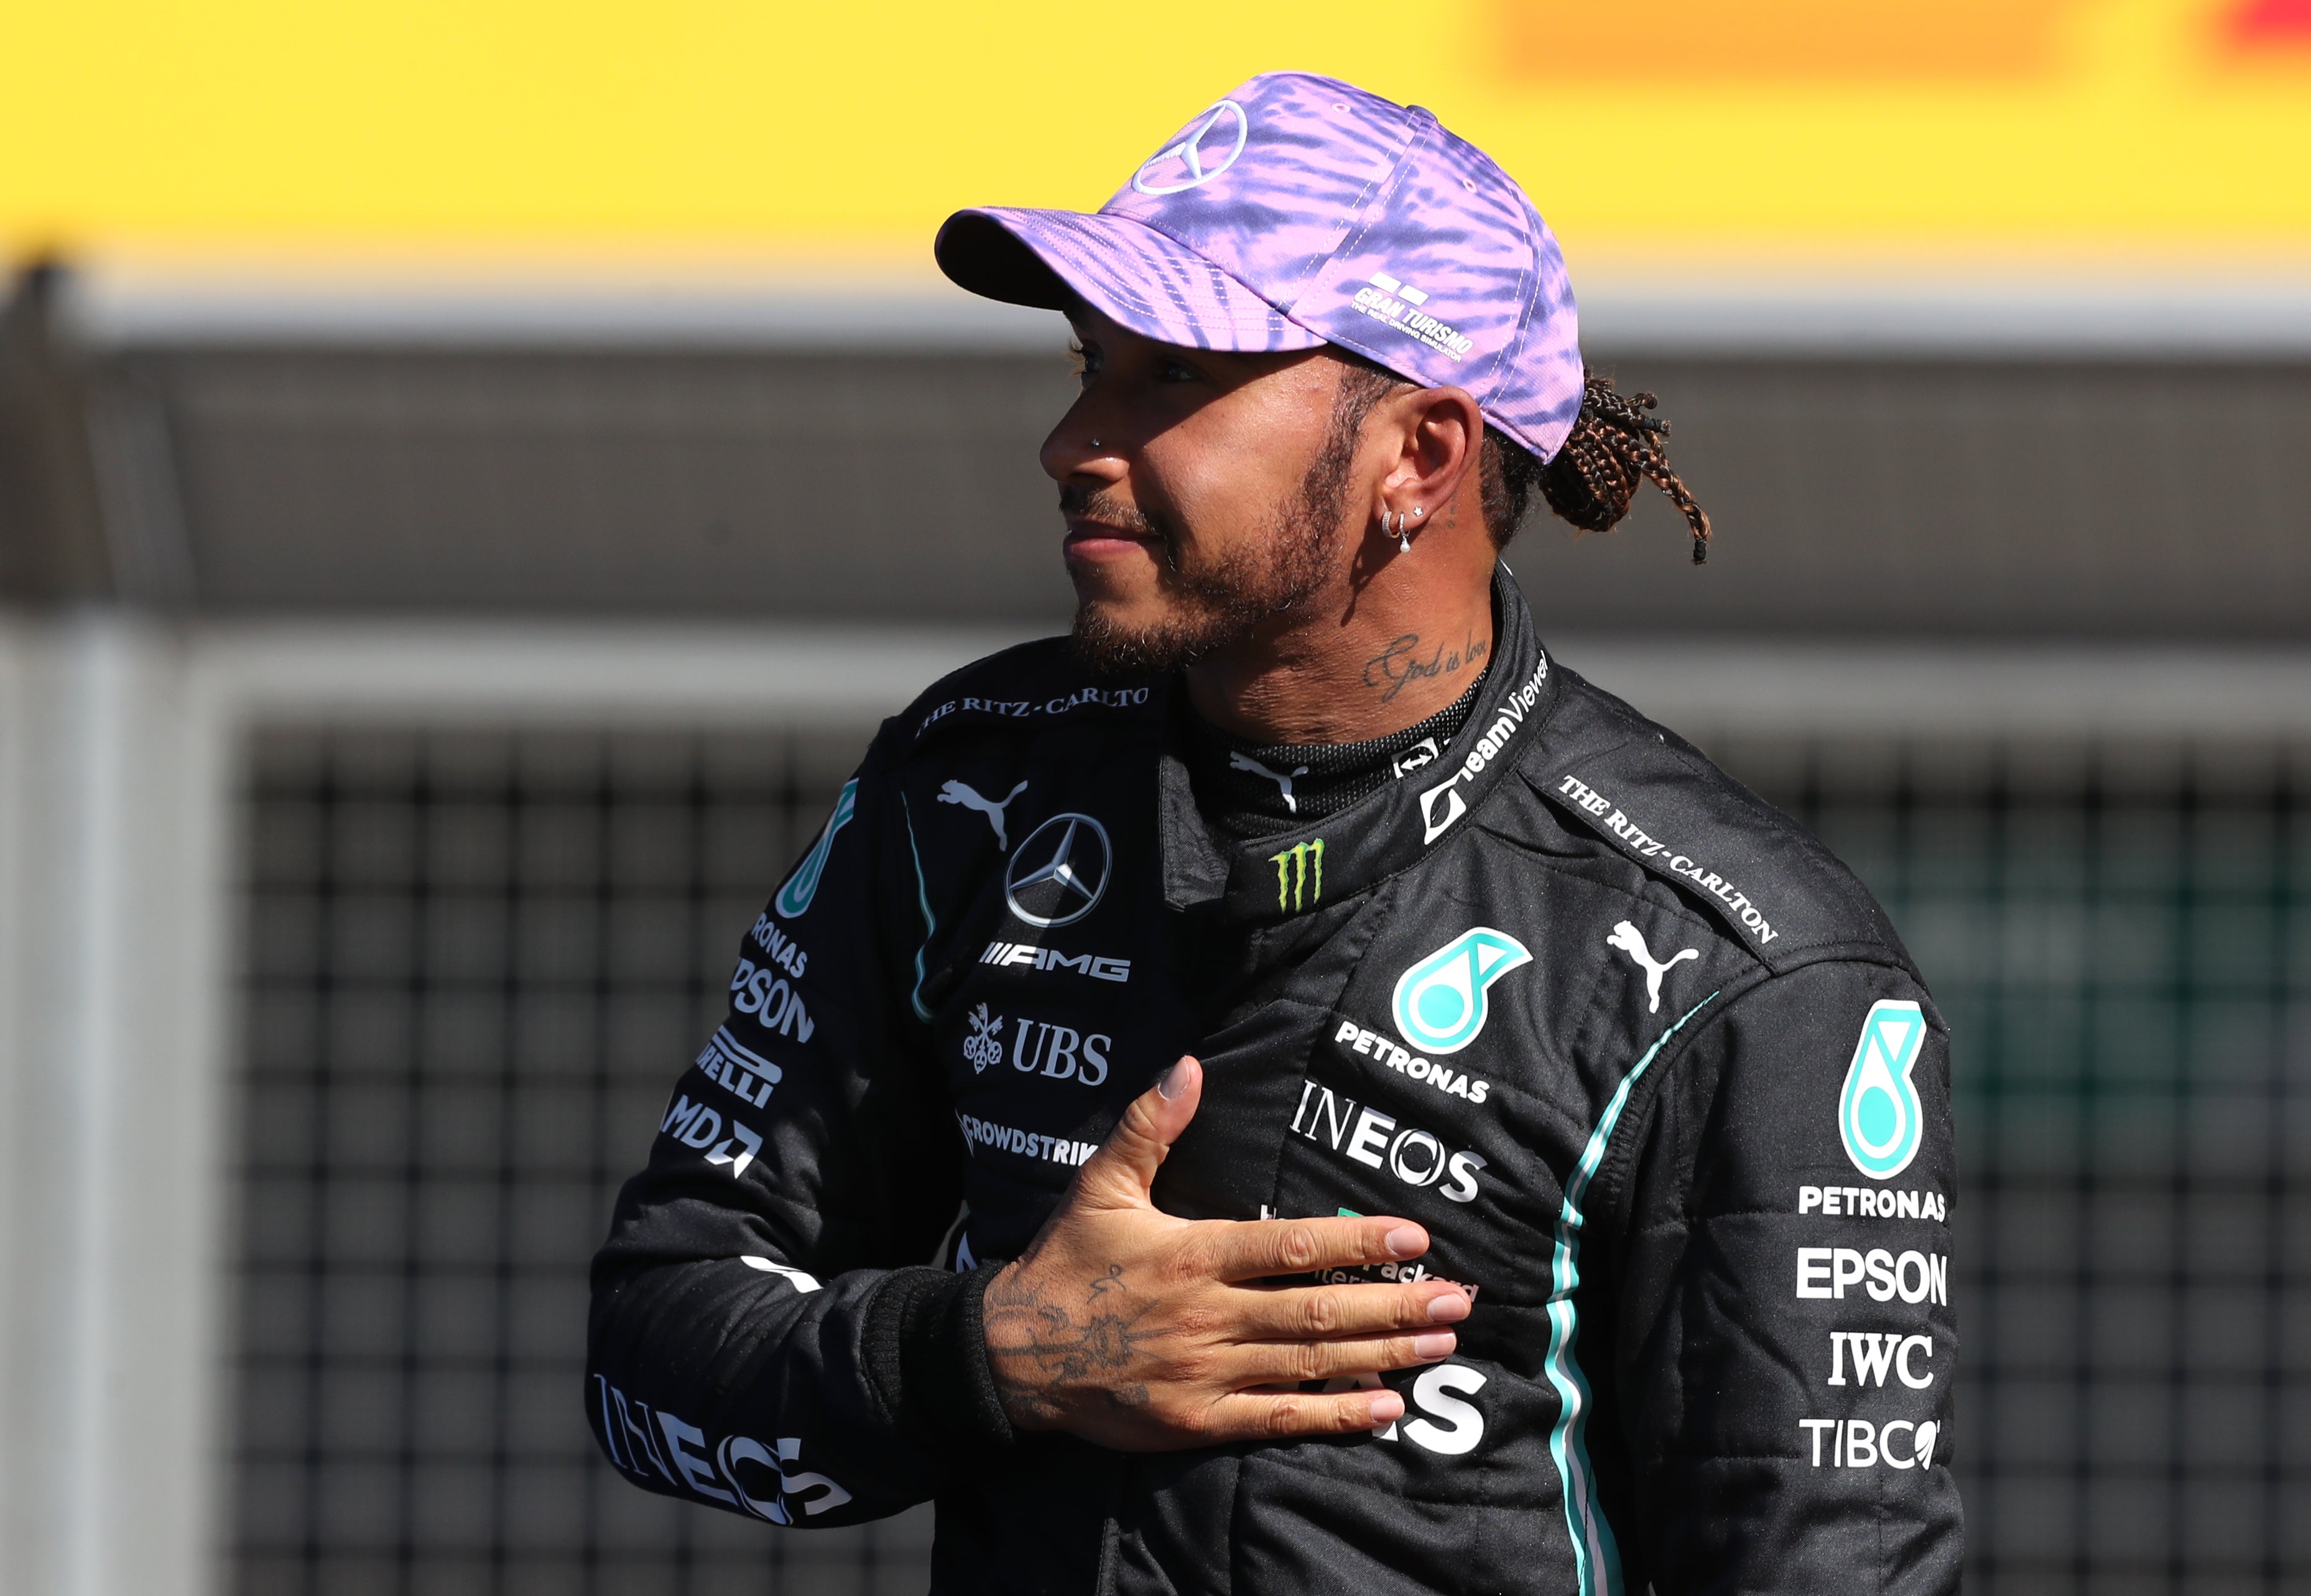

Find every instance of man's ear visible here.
[1375,385,1483,515]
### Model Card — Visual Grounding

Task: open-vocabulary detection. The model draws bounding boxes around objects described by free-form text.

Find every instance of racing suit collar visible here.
[1156,565,1562,922]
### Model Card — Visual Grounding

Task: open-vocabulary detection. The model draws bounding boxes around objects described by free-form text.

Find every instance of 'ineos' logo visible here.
[1131,100,1250,195]
[1004,813,1113,928]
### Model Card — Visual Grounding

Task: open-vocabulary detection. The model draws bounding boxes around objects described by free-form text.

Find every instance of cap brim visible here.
[936,208,1324,354]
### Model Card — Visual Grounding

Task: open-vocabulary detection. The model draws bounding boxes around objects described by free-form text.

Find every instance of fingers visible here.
[1072,1056,1202,1209]
[1233,1280,1470,1342]
[1203,1214,1430,1282]
[1202,1385,1409,1443]
[1234,1330,1457,1389]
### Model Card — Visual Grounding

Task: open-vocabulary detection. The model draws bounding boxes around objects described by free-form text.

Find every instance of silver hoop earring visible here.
[1395,512,1412,554]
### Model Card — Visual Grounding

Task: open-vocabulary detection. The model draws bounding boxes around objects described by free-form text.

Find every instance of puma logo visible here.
[937,778,1029,851]
[1607,920,1699,1014]
[1228,751,1310,814]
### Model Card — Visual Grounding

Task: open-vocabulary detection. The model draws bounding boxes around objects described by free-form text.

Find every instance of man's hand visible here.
[982,1056,1471,1451]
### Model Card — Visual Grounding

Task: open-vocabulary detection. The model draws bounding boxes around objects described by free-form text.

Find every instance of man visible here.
[590,71,1960,1595]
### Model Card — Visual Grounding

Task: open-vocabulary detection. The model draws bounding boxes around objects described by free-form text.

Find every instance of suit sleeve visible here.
[585,726,1009,1528]
[1605,957,1963,1594]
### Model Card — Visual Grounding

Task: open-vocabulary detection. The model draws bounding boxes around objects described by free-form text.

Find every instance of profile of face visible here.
[1042,305,1374,677]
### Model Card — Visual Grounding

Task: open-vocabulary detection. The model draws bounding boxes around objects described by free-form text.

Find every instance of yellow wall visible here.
[2,0,2307,265]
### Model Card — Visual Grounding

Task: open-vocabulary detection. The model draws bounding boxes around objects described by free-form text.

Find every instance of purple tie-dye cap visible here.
[935,71,1583,463]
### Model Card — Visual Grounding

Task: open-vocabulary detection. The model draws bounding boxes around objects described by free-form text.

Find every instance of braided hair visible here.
[1524,370,1712,563]
[1331,355,1712,563]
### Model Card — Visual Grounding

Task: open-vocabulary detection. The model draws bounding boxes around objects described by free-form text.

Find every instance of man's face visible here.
[1042,307,1371,676]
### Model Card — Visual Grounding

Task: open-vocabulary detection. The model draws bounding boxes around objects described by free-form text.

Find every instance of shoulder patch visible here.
[1526,673,1914,977]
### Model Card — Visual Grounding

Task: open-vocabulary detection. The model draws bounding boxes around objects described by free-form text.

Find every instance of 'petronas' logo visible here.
[1269,837,1325,911]
[774,779,859,920]
[1391,928,1532,1055]
[1839,1000,1927,1179]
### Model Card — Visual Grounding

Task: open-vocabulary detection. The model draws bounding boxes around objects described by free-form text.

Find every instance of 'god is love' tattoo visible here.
[1363,630,1489,704]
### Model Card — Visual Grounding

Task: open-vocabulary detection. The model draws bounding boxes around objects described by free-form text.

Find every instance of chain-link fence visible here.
[230,724,2310,1595]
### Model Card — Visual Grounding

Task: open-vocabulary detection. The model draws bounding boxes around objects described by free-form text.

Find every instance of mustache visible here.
[1057,484,1162,542]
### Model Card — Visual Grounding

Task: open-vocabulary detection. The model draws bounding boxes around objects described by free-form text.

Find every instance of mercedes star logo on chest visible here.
[1004,813,1113,928]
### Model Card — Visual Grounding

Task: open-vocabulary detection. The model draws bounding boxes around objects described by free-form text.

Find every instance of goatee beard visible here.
[1070,418,1360,679]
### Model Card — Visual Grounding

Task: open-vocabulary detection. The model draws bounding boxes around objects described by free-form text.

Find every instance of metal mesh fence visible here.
[1772,736,2309,1594]
[233,729,931,1595]
[231,723,2311,1595]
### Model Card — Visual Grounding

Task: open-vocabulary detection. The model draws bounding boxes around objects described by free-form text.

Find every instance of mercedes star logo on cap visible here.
[1004,813,1113,928]
[1131,99,1249,195]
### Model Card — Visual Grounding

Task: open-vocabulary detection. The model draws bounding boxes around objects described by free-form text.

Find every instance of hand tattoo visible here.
[984,1262,1158,1427]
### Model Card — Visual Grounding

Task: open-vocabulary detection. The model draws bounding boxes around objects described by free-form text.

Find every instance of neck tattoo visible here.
[1362,629,1491,705]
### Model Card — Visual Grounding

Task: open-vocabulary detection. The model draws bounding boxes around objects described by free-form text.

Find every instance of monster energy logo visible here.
[1269,838,1325,911]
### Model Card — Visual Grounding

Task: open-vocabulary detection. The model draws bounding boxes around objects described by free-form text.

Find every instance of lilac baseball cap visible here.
[935,71,1583,462]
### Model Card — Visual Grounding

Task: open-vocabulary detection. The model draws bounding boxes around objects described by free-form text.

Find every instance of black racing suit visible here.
[588,573,1963,1595]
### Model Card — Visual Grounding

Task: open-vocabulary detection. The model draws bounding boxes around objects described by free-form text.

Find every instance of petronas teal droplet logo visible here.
[1391,928,1532,1056]
[1839,999,1927,1179]
[774,779,858,920]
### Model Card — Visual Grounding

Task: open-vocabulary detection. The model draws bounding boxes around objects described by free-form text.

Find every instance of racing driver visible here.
[590,71,1961,1595]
